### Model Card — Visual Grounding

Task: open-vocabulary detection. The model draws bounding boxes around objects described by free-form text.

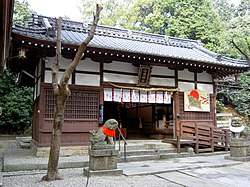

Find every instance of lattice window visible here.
[44,89,99,119]
[45,90,54,118]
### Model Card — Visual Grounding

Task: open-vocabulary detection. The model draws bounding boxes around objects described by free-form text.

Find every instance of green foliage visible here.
[0,70,16,100]
[78,0,249,61]
[83,0,228,53]
[214,0,250,121]
[234,71,250,119]
[165,0,221,51]
[212,0,250,59]
[236,0,250,16]
[228,89,250,118]
[0,70,33,134]
[213,0,236,21]
[80,0,134,26]
[13,0,33,26]
[227,14,250,59]
[239,71,250,87]
[218,71,250,119]
[216,100,225,113]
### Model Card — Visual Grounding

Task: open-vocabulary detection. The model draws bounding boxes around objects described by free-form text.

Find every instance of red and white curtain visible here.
[104,88,171,104]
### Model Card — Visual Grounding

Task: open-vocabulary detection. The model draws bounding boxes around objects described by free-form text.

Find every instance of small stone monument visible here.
[84,119,123,176]
[225,117,250,161]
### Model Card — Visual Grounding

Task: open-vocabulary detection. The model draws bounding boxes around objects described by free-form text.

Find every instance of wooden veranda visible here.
[164,122,230,154]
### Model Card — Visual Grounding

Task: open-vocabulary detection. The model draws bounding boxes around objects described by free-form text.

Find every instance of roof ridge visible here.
[12,24,46,34]
[29,14,199,48]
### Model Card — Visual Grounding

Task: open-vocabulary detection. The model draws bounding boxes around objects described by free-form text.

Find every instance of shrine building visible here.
[7,14,249,156]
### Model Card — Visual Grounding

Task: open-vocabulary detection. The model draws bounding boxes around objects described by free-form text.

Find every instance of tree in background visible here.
[79,0,249,60]
[0,70,33,134]
[79,0,236,54]
[79,0,133,26]
[214,0,250,124]
[212,0,250,59]
[228,72,250,120]
[0,0,34,135]
[236,0,250,16]
[213,0,236,22]
[228,0,250,61]
[212,0,240,58]
[13,0,33,26]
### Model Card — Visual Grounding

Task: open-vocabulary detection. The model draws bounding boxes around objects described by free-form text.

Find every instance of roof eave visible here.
[11,24,249,76]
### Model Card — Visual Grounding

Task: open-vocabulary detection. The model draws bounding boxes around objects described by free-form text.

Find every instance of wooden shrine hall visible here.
[8,14,249,155]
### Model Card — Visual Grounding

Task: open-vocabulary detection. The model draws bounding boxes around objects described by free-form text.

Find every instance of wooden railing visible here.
[176,122,230,154]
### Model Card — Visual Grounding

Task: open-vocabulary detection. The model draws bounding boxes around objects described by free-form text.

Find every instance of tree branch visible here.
[52,17,62,93]
[231,39,250,63]
[60,4,103,86]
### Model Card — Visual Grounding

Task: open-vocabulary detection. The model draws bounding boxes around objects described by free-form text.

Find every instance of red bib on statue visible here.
[101,125,116,137]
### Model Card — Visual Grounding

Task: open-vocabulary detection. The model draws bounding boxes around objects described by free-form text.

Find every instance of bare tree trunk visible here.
[42,87,70,181]
[42,4,102,181]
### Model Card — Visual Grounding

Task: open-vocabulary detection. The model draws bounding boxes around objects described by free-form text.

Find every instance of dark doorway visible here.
[103,101,120,124]
[103,101,174,139]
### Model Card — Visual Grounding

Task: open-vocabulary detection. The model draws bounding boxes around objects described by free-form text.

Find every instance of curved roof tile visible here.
[12,15,249,69]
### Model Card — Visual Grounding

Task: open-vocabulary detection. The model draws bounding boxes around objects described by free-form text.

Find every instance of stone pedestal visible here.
[84,149,123,176]
[225,138,250,162]
[230,138,249,157]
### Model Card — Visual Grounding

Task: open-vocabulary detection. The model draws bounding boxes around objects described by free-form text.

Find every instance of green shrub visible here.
[0,70,33,134]
[216,99,225,113]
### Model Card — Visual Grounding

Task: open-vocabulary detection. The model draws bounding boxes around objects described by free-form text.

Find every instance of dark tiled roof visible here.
[12,15,249,69]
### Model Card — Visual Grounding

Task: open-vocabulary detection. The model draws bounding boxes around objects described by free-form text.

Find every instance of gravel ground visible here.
[2,138,250,187]
[3,162,250,187]
[3,168,181,187]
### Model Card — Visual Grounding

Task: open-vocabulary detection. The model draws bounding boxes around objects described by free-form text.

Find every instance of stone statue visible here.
[225,117,250,161]
[89,119,118,149]
[230,117,249,138]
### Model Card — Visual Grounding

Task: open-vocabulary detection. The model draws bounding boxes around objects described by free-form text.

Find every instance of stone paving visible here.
[1,137,250,187]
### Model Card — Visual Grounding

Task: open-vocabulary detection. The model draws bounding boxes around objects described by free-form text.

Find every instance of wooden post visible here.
[211,127,214,152]
[195,123,199,154]
[177,135,180,153]
[225,129,229,152]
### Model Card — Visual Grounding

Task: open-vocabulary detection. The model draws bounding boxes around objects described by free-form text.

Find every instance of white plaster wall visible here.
[44,70,72,84]
[76,58,100,72]
[150,77,175,87]
[75,73,100,86]
[179,82,195,91]
[45,57,72,69]
[197,83,214,94]
[178,69,194,81]
[197,71,212,82]
[104,61,138,73]
[103,73,137,84]
[151,66,175,76]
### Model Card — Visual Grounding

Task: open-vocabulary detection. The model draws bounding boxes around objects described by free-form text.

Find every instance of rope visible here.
[108,82,179,92]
